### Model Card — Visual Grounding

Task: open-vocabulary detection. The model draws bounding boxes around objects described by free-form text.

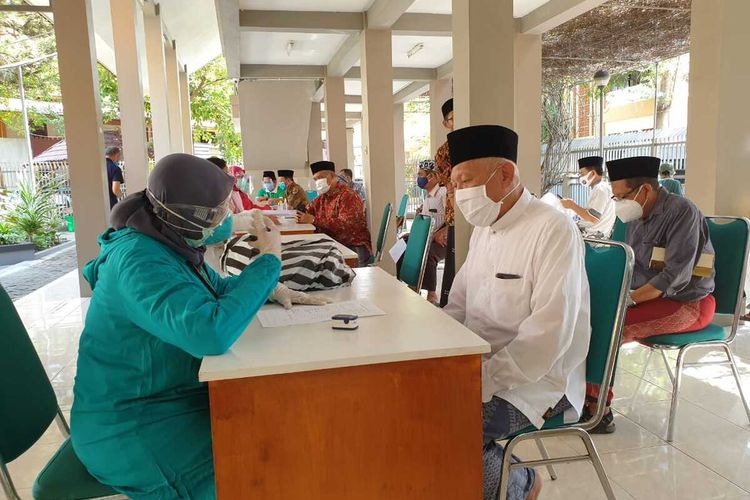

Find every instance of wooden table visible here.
[276,222,316,235]
[200,267,490,499]
[281,233,359,267]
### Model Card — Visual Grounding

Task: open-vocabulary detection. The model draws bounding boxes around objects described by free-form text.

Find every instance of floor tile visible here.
[536,460,634,499]
[5,442,61,492]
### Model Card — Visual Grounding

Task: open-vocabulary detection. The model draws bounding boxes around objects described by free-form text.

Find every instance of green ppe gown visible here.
[71,227,281,499]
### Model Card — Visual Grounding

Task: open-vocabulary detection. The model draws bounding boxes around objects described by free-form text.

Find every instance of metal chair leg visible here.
[574,429,616,500]
[0,460,21,500]
[497,437,518,500]
[630,348,655,411]
[660,349,675,385]
[56,406,71,437]
[534,438,558,480]
[723,344,750,424]
[666,347,687,442]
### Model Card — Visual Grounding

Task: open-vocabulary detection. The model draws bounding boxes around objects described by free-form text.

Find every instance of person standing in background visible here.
[105,146,124,209]
[658,163,684,197]
[434,98,455,306]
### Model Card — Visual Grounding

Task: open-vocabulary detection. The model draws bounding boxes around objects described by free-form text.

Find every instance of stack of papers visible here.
[257,299,386,328]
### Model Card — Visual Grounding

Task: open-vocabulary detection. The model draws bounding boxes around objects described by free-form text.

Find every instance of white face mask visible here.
[614,185,645,223]
[315,177,330,195]
[455,169,519,227]
[580,172,595,187]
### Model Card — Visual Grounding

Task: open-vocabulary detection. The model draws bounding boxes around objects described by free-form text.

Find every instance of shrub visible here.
[4,182,62,246]
[0,222,26,246]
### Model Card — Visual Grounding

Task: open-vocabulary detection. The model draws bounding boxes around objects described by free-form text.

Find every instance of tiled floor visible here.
[3,271,750,499]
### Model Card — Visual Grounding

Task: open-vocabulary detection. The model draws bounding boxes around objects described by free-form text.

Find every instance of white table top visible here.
[199,267,490,382]
[277,223,316,234]
[280,233,357,260]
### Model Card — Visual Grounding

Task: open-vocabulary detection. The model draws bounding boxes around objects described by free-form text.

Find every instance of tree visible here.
[189,57,242,163]
[541,81,574,194]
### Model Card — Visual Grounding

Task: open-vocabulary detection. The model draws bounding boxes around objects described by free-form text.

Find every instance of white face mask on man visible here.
[315,177,330,195]
[580,172,595,187]
[614,185,645,223]
[455,168,520,227]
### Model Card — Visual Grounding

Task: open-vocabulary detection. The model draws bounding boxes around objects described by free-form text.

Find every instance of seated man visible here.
[560,156,616,238]
[444,125,591,500]
[338,168,367,206]
[586,156,715,433]
[277,169,307,212]
[396,159,447,304]
[297,160,372,266]
[256,170,285,204]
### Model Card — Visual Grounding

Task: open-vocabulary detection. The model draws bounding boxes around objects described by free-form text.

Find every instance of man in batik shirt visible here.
[277,169,308,212]
[297,161,372,266]
[434,98,455,305]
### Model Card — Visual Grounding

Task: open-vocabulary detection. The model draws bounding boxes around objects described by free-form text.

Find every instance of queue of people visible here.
[74,102,717,500]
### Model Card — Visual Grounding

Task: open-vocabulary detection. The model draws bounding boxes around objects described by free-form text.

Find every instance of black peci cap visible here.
[441,98,453,119]
[278,169,294,179]
[578,156,604,169]
[310,161,336,174]
[262,170,276,180]
[607,156,660,182]
[447,125,518,166]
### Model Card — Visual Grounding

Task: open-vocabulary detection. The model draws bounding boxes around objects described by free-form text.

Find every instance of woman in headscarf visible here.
[206,156,256,213]
[70,154,282,499]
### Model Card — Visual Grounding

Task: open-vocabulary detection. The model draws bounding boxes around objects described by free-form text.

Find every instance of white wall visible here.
[238,80,315,174]
[0,138,28,167]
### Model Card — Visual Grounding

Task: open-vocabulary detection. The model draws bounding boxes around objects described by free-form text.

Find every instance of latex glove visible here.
[271,283,333,309]
[248,209,281,258]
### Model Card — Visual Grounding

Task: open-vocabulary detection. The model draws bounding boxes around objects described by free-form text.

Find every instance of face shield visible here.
[147,188,232,245]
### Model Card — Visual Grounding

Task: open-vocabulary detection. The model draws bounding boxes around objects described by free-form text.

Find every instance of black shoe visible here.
[588,410,616,434]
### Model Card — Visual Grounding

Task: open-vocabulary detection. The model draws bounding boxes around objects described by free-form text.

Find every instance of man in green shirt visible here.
[256,170,286,204]
[658,163,683,197]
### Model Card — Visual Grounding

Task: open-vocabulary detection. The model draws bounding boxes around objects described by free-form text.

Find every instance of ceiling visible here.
[239,0,376,11]
[406,0,551,16]
[240,32,349,65]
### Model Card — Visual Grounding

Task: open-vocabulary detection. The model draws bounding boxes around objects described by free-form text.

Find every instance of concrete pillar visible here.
[346,127,355,169]
[307,102,324,163]
[685,0,750,216]
[514,33,543,195]
[393,103,406,204]
[52,0,110,297]
[164,41,184,153]
[143,6,172,161]
[324,77,347,169]
[429,78,452,156]
[452,0,515,267]
[110,0,149,194]
[360,29,397,274]
[179,69,193,153]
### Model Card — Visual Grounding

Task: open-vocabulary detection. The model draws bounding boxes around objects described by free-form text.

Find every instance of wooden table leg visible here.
[209,355,483,499]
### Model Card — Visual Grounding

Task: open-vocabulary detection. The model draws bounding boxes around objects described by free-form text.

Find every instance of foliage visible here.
[541,81,573,194]
[4,182,62,247]
[189,57,242,163]
[0,221,25,246]
[31,230,59,250]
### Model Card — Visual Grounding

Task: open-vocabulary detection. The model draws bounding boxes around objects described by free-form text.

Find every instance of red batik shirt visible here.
[307,183,372,254]
[434,140,455,225]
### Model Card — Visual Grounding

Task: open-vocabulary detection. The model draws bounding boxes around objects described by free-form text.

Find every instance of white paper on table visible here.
[257,299,386,328]
[261,209,298,217]
[388,238,408,263]
[540,192,563,210]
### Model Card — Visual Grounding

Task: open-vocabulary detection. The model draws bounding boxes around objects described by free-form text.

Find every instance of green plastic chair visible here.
[398,214,434,292]
[636,216,750,442]
[610,217,627,243]
[368,202,392,266]
[0,285,117,500]
[395,194,409,235]
[498,239,634,500]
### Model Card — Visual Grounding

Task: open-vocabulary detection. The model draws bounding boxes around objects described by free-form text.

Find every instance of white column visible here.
[514,33,543,195]
[179,68,193,154]
[324,77,348,169]
[164,41,184,153]
[143,6,172,161]
[393,103,406,204]
[685,0,750,216]
[429,78,452,156]
[346,127,356,169]
[452,0,515,267]
[360,29,397,274]
[110,0,149,194]
[52,0,110,297]
[307,101,324,164]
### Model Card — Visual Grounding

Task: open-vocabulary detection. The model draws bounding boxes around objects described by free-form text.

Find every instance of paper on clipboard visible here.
[257,299,386,328]
[389,238,408,263]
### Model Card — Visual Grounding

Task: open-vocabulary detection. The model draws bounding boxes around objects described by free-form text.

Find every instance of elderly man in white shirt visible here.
[561,156,616,239]
[444,125,591,500]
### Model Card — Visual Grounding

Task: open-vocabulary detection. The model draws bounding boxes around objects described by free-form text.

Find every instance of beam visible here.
[312,81,326,102]
[241,64,326,79]
[345,94,362,104]
[214,0,241,79]
[392,13,451,36]
[345,66,436,81]
[327,33,361,77]
[239,10,363,33]
[321,112,363,121]
[366,0,418,29]
[393,81,428,103]
[520,0,609,34]
[0,4,52,12]
[436,60,453,79]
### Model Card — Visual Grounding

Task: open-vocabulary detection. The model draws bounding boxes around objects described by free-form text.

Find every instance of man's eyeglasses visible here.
[611,186,639,202]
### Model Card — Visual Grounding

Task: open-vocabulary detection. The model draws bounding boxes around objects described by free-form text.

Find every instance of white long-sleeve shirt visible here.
[445,189,591,428]
[580,180,616,238]
[419,185,447,233]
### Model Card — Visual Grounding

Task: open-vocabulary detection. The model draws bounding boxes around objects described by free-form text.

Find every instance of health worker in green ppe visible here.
[70,153,282,499]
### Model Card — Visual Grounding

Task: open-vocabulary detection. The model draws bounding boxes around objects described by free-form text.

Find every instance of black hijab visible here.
[110,153,234,266]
